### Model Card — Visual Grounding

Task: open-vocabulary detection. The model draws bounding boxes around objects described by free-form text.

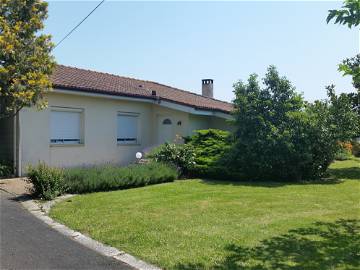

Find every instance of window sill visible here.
[117,143,141,146]
[50,143,85,147]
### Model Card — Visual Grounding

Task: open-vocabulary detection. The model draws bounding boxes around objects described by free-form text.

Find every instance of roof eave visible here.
[51,85,232,116]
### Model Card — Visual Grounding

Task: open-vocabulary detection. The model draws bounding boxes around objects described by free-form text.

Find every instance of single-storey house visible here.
[0,65,233,176]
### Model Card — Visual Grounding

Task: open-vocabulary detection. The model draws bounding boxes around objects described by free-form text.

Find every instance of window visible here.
[162,118,172,125]
[117,113,139,144]
[50,109,82,144]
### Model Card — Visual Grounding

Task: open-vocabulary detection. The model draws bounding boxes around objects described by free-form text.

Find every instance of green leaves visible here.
[327,1,360,91]
[231,66,359,181]
[0,0,55,118]
[338,54,360,90]
[326,0,360,28]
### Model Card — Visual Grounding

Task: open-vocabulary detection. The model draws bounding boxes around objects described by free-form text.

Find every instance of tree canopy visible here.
[327,0,360,28]
[0,0,55,118]
[327,0,360,91]
[230,66,359,181]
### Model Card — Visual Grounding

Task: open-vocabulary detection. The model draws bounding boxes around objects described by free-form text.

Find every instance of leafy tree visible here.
[327,0,360,28]
[347,91,360,115]
[0,0,55,118]
[339,55,360,90]
[230,66,359,181]
[327,0,360,91]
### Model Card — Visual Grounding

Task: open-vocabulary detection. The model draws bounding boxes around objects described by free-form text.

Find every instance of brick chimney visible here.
[202,79,213,98]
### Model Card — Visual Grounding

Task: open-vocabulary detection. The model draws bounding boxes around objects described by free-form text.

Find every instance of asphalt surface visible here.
[0,191,134,270]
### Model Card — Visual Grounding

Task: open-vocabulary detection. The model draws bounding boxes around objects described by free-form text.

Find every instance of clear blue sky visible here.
[45,1,359,102]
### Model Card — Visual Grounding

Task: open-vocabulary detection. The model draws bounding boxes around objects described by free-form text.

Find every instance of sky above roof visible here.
[45,1,359,103]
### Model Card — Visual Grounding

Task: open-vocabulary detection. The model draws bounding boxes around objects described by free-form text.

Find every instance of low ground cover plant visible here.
[27,162,66,200]
[64,161,178,194]
[26,161,178,198]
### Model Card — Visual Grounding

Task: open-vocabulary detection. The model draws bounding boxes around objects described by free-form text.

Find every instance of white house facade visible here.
[0,65,233,176]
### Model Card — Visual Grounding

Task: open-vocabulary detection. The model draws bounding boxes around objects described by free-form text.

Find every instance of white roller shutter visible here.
[117,114,139,144]
[50,110,81,144]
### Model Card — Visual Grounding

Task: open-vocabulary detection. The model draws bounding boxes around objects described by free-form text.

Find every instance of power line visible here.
[53,0,105,49]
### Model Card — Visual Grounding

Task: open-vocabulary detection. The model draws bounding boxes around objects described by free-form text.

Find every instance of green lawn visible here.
[50,159,360,270]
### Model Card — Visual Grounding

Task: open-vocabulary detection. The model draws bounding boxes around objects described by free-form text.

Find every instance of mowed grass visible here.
[50,159,360,270]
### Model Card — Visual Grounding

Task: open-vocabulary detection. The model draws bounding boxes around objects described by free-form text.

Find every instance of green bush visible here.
[184,129,235,179]
[0,160,13,178]
[27,163,67,200]
[334,148,353,160]
[149,143,196,176]
[351,140,360,157]
[334,142,353,160]
[64,162,178,194]
[230,66,360,181]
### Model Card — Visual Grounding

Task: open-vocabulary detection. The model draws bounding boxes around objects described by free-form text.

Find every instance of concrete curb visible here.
[20,195,162,270]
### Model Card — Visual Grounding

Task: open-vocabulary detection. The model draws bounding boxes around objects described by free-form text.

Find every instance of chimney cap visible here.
[202,79,213,84]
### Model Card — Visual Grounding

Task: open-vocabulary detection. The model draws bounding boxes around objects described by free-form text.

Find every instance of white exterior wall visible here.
[188,115,210,134]
[18,91,231,174]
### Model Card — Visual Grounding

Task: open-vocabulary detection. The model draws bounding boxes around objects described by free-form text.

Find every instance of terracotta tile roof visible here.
[51,65,233,113]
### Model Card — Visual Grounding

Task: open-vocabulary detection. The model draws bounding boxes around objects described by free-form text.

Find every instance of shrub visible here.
[231,66,360,181]
[351,140,360,157]
[64,162,178,194]
[0,160,13,178]
[27,163,67,200]
[149,143,196,176]
[184,129,235,179]
[335,142,353,160]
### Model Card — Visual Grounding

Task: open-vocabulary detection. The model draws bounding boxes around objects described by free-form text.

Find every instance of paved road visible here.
[0,191,134,270]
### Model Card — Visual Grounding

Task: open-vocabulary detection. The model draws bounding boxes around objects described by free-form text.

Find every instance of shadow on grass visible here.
[175,219,360,270]
[199,164,360,188]
[327,167,360,180]
[199,177,342,188]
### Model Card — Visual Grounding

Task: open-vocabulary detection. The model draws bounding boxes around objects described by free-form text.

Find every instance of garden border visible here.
[20,194,162,270]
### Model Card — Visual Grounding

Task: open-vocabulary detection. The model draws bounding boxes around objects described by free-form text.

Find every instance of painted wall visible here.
[188,115,210,135]
[0,116,14,161]
[210,116,234,132]
[19,91,232,174]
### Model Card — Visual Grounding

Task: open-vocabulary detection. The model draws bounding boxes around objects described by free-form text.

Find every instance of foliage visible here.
[27,162,66,200]
[184,129,232,167]
[334,142,353,160]
[347,91,360,115]
[184,129,239,179]
[339,56,360,90]
[231,66,360,181]
[149,142,196,176]
[0,160,12,178]
[327,1,360,91]
[0,0,56,118]
[327,0,360,28]
[351,140,360,157]
[64,162,178,194]
[50,159,360,270]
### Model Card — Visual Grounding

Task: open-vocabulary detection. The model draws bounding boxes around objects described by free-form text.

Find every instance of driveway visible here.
[0,191,134,270]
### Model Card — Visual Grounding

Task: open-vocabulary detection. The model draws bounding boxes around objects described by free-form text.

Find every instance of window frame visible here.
[117,112,140,145]
[49,107,84,146]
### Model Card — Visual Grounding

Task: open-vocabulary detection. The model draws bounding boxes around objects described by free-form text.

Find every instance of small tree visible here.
[231,66,359,181]
[0,0,55,118]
